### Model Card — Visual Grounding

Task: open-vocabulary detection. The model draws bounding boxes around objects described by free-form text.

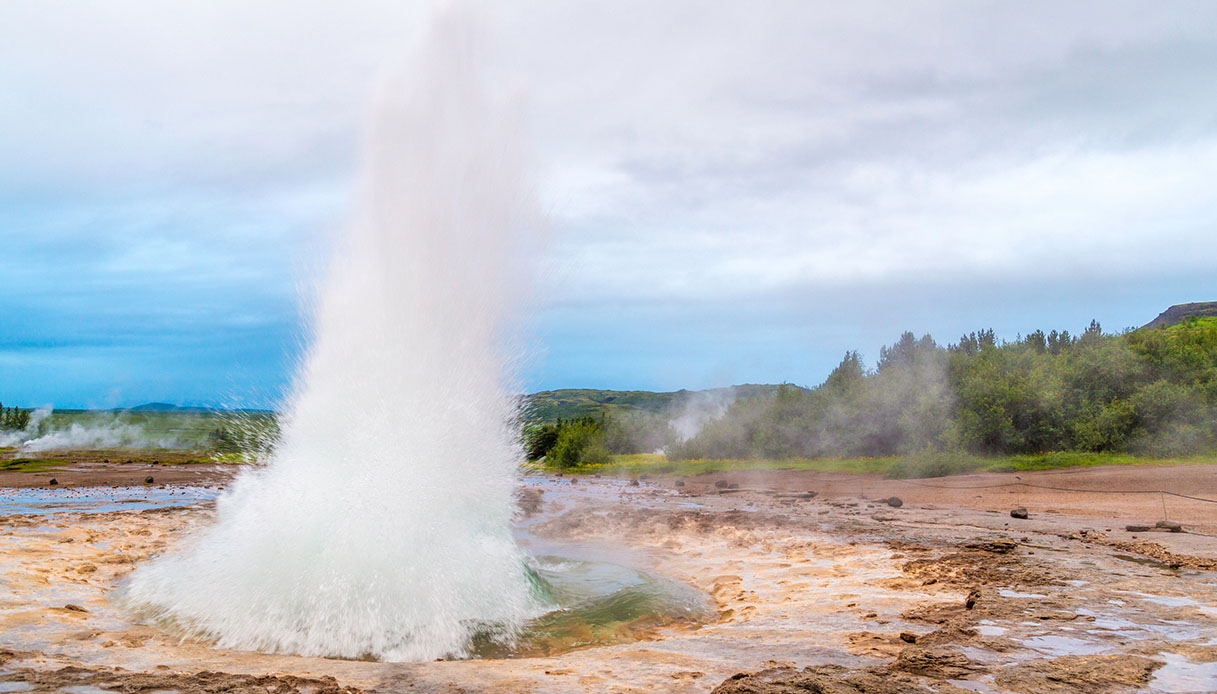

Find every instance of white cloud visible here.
[2,0,1216,396]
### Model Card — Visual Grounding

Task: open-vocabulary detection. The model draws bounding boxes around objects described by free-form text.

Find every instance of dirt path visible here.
[672,463,1217,539]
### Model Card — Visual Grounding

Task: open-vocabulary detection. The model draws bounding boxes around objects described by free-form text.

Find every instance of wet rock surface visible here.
[711,664,975,694]
[0,664,366,693]
[993,654,1162,693]
[891,646,982,678]
[513,487,544,517]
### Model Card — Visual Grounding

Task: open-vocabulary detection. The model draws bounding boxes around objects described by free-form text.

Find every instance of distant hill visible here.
[128,402,182,411]
[1142,302,1217,329]
[523,384,792,422]
[123,403,270,414]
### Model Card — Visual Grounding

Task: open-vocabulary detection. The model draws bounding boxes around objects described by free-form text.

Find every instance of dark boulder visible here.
[1010,507,1029,519]
[715,480,730,489]
[1155,519,1183,533]
[886,496,903,508]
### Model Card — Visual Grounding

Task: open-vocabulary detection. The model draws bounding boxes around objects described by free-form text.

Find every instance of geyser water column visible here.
[123,9,543,661]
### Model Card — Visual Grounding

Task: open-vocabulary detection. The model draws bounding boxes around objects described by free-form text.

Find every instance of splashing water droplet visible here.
[122,6,544,661]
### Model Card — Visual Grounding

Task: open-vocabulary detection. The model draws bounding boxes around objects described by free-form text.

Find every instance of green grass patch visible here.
[529,450,1217,480]
[208,452,259,465]
[0,458,67,474]
[1000,451,1217,471]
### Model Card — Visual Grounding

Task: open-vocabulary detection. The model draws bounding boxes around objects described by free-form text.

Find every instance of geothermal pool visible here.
[0,485,220,516]
[0,478,715,662]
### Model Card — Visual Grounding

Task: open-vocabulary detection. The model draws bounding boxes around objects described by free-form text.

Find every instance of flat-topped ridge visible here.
[1142,301,1217,329]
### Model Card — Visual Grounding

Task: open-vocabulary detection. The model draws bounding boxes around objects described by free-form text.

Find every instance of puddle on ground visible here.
[1023,634,1110,657]
[1129,592,1217,617]
[0,486,219,515]
[948,679,999,694]
[998,589,1047,599]
[1150,652,1217,693]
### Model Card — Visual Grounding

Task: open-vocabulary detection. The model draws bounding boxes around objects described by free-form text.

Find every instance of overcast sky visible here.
[2,1,1215,408]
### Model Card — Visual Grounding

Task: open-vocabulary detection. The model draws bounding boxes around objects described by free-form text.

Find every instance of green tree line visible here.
[0,403,31,431]
[670,317,1217,460]
[523,411,680,468]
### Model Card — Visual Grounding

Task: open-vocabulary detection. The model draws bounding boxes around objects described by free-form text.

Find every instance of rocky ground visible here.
[0,468,1215,692]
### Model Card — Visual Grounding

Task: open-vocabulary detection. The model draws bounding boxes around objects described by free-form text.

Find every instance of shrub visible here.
[542,418,606,468]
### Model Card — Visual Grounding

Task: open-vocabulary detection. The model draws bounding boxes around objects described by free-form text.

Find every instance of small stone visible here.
[886,496,903,508]
[48,478,58,486]
[728,482,739,489]
[630,478,640,486]
[1155,519,1183,533]
[715,480,730,489]
[1010,507,1029,519]
[63,604,89,612]
[674,480,685,487]
[1125,525,1151,533]
[144,476,154,484]
[899,631,917,643]
[569,477,577,484]
[965,588,981,610]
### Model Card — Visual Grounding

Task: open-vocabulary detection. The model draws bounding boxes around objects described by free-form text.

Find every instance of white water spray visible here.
[124,8,542,661]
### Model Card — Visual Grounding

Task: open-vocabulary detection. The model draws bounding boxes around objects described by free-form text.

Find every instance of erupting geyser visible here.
[123,8,543,661]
